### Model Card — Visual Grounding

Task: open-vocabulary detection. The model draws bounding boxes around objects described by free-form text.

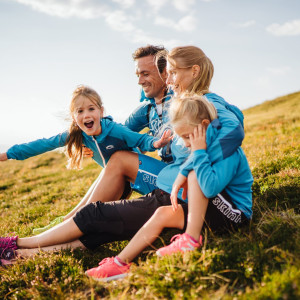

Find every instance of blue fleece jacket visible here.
[6,116,157,168]
[156,93,253,218]
[125,89,174,163]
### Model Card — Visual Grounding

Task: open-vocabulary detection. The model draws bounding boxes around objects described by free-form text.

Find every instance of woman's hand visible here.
[170,173,188,211]
[190,124,207,152]
[82,145,94,158]
[0,153,8,161]
[153,129,173,149]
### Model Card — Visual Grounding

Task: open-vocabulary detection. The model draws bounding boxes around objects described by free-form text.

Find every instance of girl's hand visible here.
[170,173,188,211]
[153,129,173,149]
[190,124,207,152]
[82,145,94,158]
[0,153,8,161]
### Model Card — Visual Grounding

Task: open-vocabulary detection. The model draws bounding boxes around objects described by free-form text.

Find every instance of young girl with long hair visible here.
[0,85,171,232]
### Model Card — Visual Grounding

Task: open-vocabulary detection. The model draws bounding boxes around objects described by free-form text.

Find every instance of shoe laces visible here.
[98,257,114,266]
[169,234,183,244]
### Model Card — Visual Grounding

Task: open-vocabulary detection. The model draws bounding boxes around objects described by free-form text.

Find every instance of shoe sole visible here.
[85,271,128,282]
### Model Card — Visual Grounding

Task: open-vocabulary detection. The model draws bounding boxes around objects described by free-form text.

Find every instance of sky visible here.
[0,0,299,152]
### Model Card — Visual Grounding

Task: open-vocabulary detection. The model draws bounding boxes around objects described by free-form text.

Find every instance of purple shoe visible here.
[0,236,18,251]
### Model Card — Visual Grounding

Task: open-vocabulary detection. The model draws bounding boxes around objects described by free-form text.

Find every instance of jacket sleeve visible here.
[124,103,151,132]
[192,149,239,198]
[6,131,69,160]
[115,123,157,152]
[212,101,244,161]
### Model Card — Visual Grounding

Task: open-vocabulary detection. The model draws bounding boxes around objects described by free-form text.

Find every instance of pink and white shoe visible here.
[85,257,131,282]
[156,233,202,257]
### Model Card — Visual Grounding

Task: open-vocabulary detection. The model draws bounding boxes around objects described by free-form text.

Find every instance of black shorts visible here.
[73,189,248,250]
[74,189,187,250]
[202,190,249,232]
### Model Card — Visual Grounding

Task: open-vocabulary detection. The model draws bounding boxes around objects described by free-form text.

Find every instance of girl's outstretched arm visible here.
[6,132,69,161]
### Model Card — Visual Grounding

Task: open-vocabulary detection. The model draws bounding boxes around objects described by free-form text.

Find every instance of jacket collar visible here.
[139,88,174,105]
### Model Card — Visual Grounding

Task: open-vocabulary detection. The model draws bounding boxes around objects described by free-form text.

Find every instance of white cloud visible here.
[155,15,197,31]
[266,19,300,36]
[111,0,135,9]
[177,15,197,31]
[12,0,185,47]
[104,10,136,32]
[233,20,256,28]
[173,0,195,12]
[146,0,168,12]
[267,66,291,76]
[13,0,109,19]
[130,29,181,49]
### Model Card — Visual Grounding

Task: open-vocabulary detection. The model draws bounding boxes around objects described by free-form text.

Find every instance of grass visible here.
[0,91,299,299]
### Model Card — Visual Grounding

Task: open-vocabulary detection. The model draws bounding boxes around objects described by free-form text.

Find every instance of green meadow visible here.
[0,92,299,299]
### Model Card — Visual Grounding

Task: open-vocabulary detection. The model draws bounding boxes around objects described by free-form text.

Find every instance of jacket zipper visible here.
[92,136,106,168]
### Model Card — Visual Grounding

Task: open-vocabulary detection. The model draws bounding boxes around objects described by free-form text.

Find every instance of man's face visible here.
[135,55,167,102]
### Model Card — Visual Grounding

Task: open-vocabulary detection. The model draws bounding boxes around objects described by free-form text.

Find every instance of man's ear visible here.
[192,65,200,78]
[201,119,210,128]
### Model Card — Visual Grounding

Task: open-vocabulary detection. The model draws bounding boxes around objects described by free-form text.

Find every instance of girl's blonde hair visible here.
[66,85,103,169]
[169,93,217,128]
[168,46,214,95]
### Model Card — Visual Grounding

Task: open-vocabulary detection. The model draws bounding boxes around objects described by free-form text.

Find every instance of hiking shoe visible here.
[156,233,202,257]
[85,257,131,282]
[33,216,64,235]
[0,236,18,251]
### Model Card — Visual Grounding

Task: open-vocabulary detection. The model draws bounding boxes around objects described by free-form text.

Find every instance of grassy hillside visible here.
[0,92,299,299]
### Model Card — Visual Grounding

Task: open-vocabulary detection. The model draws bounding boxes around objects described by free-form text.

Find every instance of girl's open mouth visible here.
[84,121,94,129]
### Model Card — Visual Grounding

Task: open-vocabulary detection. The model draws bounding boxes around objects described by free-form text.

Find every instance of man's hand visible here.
[190,124,207,152]
[153,129,173,149]
[0,153,8,161]
[170,173,188,211]
[82,145,94,158]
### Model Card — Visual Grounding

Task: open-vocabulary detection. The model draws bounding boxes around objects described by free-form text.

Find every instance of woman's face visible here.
[166,61,194,96]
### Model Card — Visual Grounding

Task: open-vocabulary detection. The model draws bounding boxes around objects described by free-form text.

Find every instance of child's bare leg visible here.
[17,239,86,258]
[118,205,184,263]
[63,172,104,220]
[64,151,139,220]
[17,219,83,249]
[185,171,209,241]
[84,151,139,202]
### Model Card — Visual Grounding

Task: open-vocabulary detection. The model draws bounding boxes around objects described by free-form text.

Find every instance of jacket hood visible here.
[82,116,114,142]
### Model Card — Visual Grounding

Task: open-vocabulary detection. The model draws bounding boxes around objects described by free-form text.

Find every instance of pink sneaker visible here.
[85,257,131,282]
[156,233,202,257]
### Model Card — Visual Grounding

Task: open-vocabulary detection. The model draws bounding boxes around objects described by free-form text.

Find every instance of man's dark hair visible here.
[132,45,167,73]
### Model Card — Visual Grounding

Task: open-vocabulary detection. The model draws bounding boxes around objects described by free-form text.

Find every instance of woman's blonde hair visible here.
[169,93,217,129]
[168,46,214,95]
[66,85,103,169]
